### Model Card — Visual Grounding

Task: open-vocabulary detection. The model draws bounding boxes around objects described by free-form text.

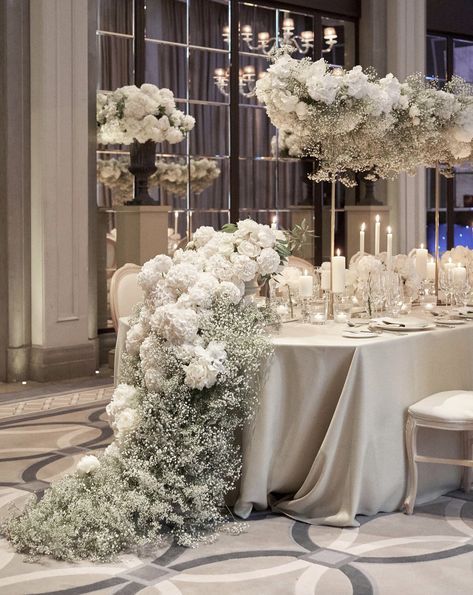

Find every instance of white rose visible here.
[77,454,100,476]
[237,240,261,258]
[184,358,219,390]
[237,219,260,236]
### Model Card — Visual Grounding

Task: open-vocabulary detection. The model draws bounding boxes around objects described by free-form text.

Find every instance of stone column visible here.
[386,0,427,254]
[0,0,31,382]
[29,0,98,381]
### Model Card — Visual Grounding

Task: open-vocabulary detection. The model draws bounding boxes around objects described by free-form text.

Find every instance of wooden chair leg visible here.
[403,415,418,514]
[461,431,472,494]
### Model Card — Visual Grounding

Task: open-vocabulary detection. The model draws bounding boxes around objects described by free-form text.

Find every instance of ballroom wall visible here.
[0,0,470,382]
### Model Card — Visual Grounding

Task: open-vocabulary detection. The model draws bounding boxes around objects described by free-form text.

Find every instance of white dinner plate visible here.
[342,331,379,339]
[370,317,435,331]
[435,318,466,325]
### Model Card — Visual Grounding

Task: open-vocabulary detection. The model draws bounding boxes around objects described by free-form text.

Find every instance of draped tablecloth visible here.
[115,314,473,527]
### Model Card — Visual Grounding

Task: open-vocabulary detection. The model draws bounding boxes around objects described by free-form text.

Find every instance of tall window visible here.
[96,0,357,328]
[426,33,473,253]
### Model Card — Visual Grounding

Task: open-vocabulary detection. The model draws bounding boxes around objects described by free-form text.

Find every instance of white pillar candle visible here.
[271,215,278,230]
[426,258,436,281]
[415,244,428,279]
[444,257,455,271]
[453,264,467,285]
[360,222,365,254]
[299,270,314,298]
[332,249,346,293]
[386,226,393,268]
[321,263,331,291]
[374,214,380,256]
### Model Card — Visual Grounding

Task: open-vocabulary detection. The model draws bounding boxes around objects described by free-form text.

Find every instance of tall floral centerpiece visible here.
[5,220,307,561]
[97,84,195,205]
[255,52,410,187]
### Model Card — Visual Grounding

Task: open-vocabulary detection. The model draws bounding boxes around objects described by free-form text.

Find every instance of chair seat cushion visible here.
[409,390,473,422]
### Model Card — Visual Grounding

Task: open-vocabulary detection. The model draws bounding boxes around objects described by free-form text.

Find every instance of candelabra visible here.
[222,17,337,56]
[213,65,263,98]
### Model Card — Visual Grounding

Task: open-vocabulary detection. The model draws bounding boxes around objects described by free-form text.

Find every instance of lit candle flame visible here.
[420,243,424,249]
[361,222,366,231]
[387,226,392,234]
[336,248,341,256]
[375,214,380,223]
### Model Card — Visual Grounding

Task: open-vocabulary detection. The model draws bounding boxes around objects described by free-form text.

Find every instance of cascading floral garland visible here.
[4,220,307,562]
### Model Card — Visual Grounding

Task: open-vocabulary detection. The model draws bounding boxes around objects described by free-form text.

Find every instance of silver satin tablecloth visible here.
[115,314,473,527]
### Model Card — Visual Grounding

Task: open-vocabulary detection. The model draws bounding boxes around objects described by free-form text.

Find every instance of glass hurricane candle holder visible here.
[310,297,328,325]
[333,295,352,324]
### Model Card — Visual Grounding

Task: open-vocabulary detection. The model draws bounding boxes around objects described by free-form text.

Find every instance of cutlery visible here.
[380,319,406,327]
[346,321,369,328]
[368,326,408,336]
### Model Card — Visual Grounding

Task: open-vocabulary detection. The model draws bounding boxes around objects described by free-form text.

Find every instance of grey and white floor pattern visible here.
[0,384,472,594]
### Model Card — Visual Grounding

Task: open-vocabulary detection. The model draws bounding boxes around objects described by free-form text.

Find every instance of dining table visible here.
[114,309,473,527]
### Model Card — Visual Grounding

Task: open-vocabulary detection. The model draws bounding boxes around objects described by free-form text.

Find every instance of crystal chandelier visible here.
[222,15,338,56]
[213,65,264,98]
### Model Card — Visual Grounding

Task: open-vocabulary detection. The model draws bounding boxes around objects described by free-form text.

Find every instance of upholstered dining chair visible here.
[287,255,314,273]
[109,263,144,332]
[403,390,473,514]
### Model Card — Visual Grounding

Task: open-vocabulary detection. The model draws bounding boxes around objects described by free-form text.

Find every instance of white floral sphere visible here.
[76,455,100,476]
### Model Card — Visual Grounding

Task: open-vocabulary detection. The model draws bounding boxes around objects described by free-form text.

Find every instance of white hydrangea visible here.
[125,322,147,355]
[97,84,195,145]
[215,281,243,304]
[230,253,259,282]
[166,263,200,293]
[138,255,173,292]
[115,408,140,439]
[256,248,281,276]
[106,384,138,420]
[151,304,199,344]
[76,455,100,476]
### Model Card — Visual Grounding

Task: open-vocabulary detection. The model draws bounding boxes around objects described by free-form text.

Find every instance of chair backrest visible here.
[287,255,314,274]
[106,236,117,271]
[109,263,144,331]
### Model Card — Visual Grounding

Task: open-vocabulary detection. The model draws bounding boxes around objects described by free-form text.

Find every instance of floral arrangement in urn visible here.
[5,220,309,562]
[97,84,195,145]
[97,157,221,205]
[97,84,195,205]
[156,158,221,196]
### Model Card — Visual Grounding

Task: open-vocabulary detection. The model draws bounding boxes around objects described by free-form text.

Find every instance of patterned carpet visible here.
[0,385,472,594]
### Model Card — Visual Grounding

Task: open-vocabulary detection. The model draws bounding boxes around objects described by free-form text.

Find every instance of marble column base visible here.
[30,340,98,382]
